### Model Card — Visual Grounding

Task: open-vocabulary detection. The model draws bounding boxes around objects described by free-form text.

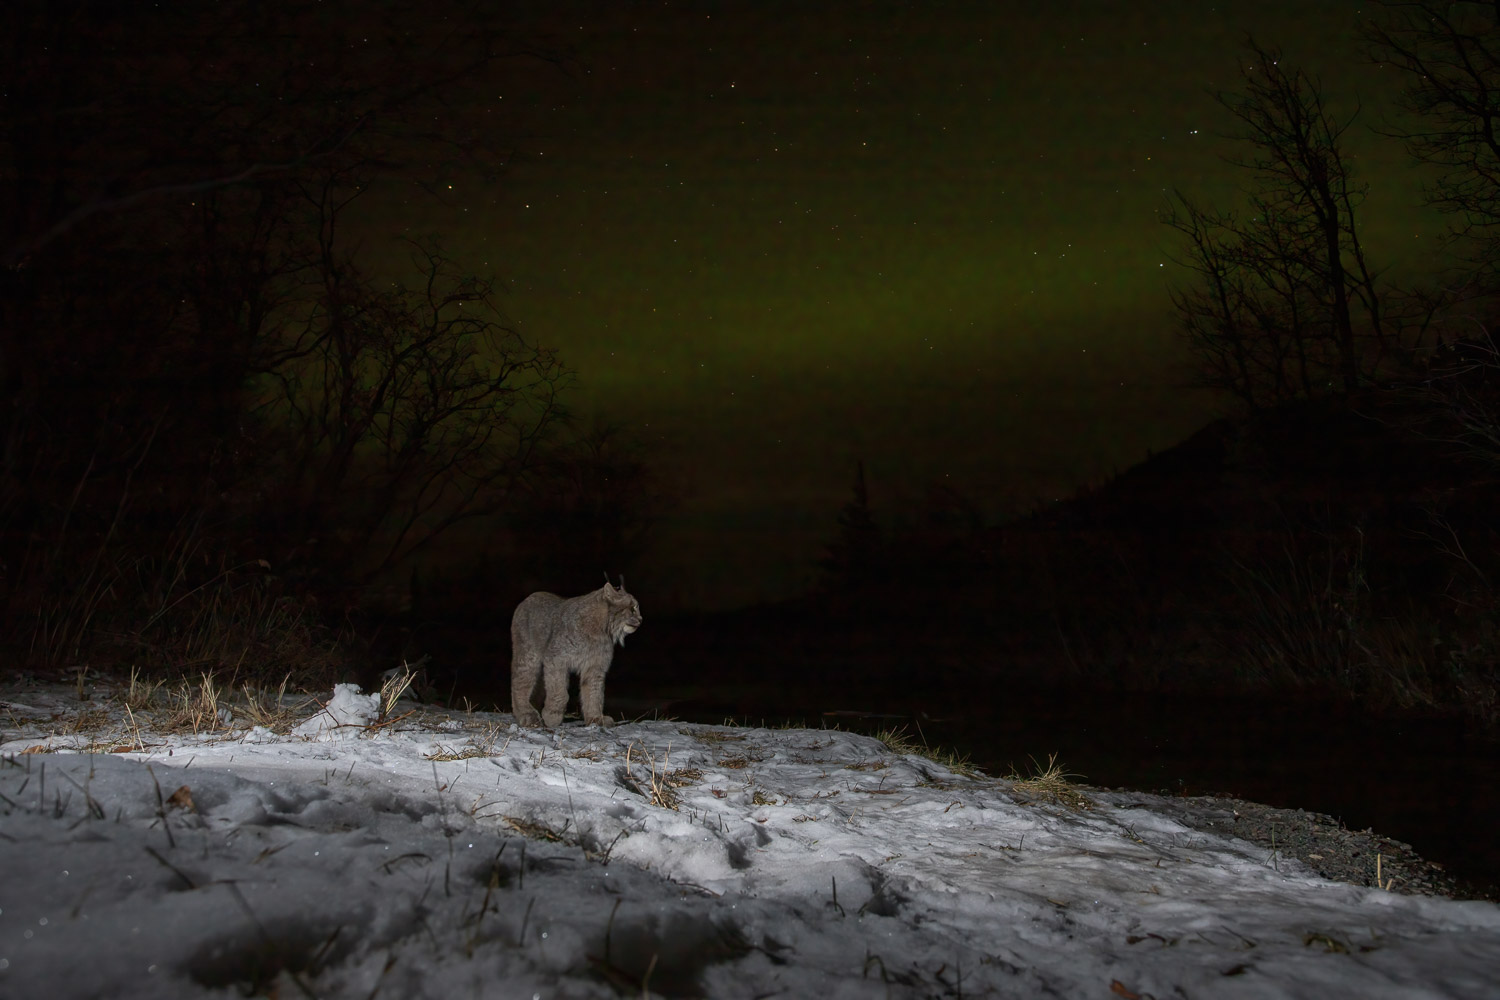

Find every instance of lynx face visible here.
[607,588,643,645]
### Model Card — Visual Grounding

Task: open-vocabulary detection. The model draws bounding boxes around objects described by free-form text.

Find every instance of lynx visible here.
[510,576,642,728]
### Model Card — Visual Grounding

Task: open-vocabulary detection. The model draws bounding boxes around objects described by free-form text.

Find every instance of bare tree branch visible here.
[1164,40,1400,408]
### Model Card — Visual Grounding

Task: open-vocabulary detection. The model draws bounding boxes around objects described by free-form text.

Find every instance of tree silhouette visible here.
[505,419,664,592]
[1165,40,1393,407]
[258,234,567,586]
[1363,4,1500,465]
[0,1,569,668]
[820,460,884,591]
[1364,3,1500,283]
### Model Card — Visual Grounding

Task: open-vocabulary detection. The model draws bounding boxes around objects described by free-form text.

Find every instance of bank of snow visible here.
[2,683,1499,999]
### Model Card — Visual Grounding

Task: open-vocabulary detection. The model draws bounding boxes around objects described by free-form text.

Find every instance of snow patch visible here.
[0,685,1496,998]
[289,682,380,741]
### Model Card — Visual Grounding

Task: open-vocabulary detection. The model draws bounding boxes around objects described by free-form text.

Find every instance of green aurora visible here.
[365,1,1436,608]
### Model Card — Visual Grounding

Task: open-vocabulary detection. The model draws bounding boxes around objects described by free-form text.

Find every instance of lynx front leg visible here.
[541,659,571,728]
[579,664,613,727]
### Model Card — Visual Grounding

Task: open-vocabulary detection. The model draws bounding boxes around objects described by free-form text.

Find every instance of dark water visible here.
[606,686,1500,900]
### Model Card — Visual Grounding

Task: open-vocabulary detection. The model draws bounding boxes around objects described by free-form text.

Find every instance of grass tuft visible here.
[379,663,419,719]
[124,665,164,711]
[1007,753,1093,810]
[873,725,982,778]
[426,723,507,762]
[623,742,683,810]
[238,675,299,731]
[501,815,569,842]
[159,672,229,736]
[696,726,747,743]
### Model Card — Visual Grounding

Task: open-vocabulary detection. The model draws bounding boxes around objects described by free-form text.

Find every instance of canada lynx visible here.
[510,577,642,728]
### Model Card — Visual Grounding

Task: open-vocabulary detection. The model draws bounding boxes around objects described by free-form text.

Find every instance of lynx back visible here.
[510,578,642,728]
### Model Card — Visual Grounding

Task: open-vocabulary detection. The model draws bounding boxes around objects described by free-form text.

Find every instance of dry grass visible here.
[158,672,229,736]
[379,663,419,718]
[123,665,164,711]
[689,727,746,744]
[26,542,117,673]
[666,766,703,786]
[1007,754,1093,810]
[1356,614,1443,710]
[104,667,303,737]
[26,545,340,696]
[238,675,300,731]
[12,529,342,724]
[80,734,146,754]
[120,703,151,752]
[425,743,488,762]
[66,705,111,735]
[874,725,981,778]
[873,726,924,756]
[425,723,508,762]
[133,567,341,689]
[623,742,683,810]
[501,816,569,842]
[1376,852,1398,892]
[1225,537,1362,687]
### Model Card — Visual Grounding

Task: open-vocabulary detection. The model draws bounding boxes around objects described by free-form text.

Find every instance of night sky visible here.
[365,2,1430,610]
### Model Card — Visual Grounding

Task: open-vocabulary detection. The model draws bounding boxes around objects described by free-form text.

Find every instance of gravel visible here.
[1106,791,1496,902]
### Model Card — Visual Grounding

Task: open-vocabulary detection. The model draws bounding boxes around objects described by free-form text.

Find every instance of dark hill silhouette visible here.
[610,392,1500,730]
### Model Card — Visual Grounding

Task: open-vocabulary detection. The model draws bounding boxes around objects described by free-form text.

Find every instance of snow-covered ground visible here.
[3,681,1499,999]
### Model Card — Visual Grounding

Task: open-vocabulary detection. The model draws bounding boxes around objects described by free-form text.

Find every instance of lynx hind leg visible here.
[540,658,571,728]
[579,663,613,728]
[510,636,544,728]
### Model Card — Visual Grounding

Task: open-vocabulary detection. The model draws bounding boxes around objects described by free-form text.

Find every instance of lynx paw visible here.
[515,708,543,728]
[584,714,614,728]
[541,710,565,728]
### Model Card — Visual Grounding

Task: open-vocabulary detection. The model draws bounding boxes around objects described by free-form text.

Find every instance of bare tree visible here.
[0,2,576,668]
[260,213,569,583]
[1364,2,1500,281]
[1165,192,1326,406]
[1166,41,1393,406]
[1361,4,1500,461]
[0,0,558,514]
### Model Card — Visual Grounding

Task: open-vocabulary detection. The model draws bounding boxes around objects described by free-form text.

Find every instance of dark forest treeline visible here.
[648,9,1500,726]
[0,2,653,689]
[664,383,1496,729]
[769,9,1500,726]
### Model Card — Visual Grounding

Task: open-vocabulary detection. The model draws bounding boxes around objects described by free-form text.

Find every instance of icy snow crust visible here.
[2,690,1499,998]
